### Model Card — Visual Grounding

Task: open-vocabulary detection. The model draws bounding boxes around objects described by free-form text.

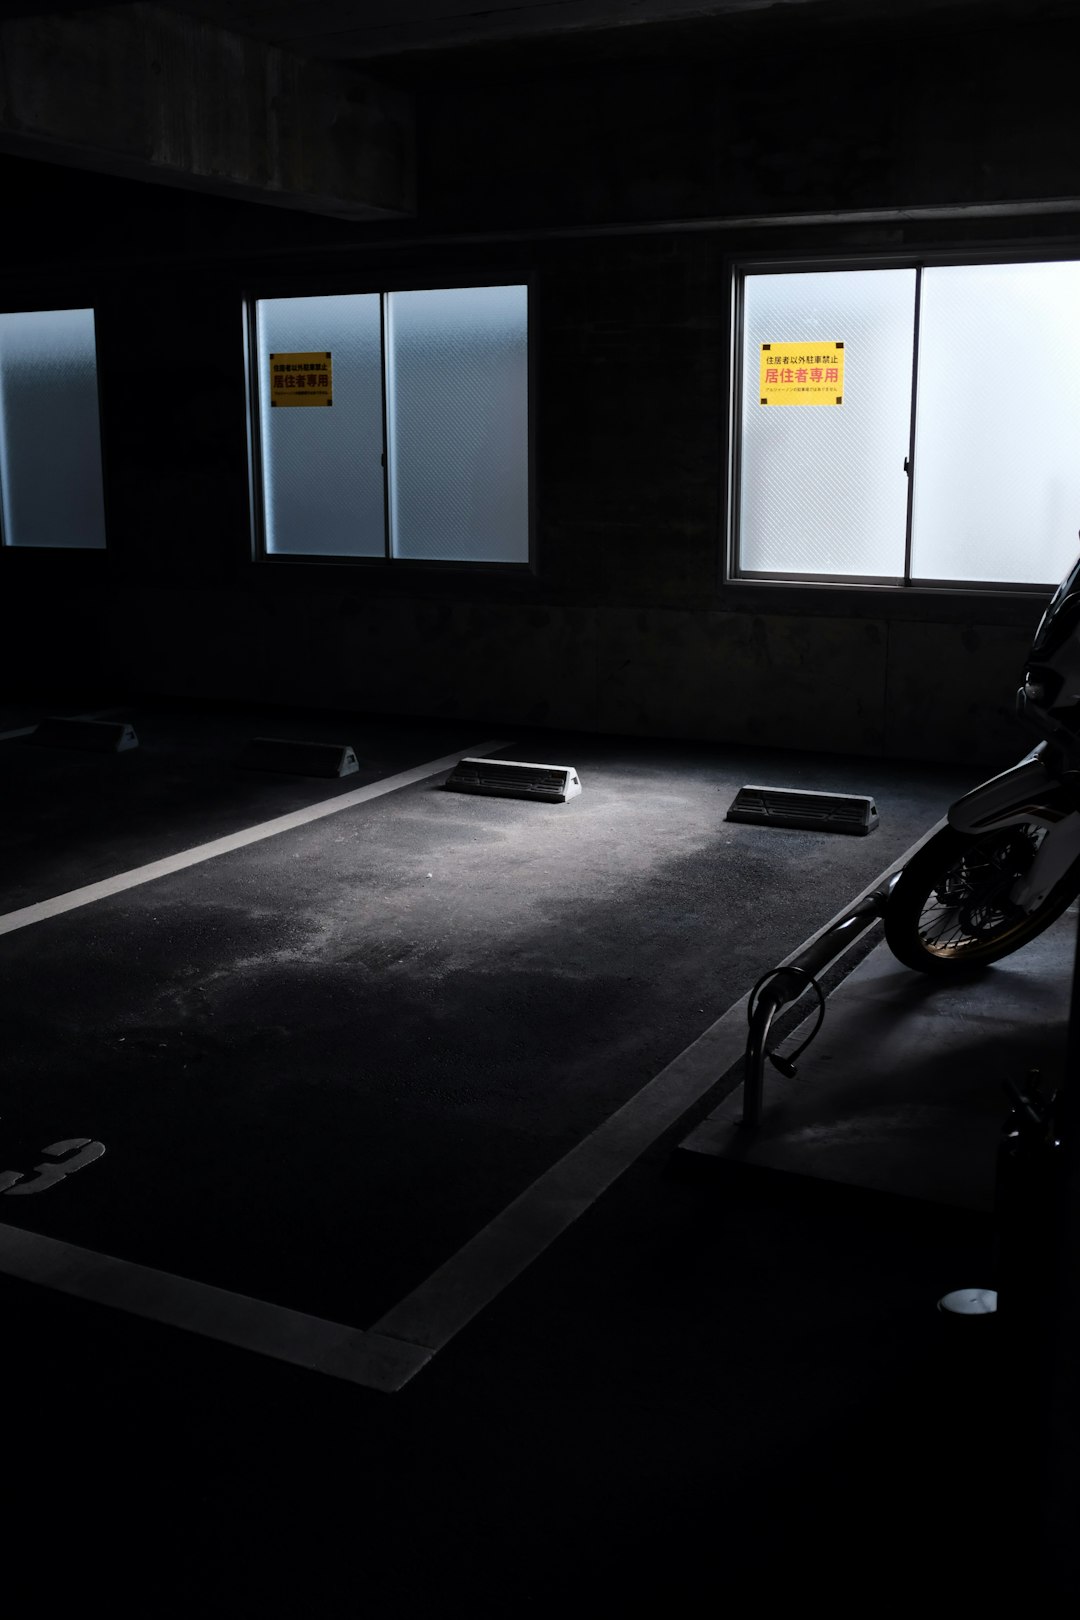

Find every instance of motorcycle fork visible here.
[947,748,1080,912]
[1007,814,1080,909]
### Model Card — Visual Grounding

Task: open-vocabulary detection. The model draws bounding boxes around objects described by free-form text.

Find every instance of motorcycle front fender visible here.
[948,750,1068,835]
[948,750,1080,909]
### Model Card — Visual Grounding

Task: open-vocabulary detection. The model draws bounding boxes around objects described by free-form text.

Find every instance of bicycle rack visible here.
[741,871,901,1130]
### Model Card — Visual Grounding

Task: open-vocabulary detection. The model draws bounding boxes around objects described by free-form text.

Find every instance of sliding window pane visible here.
[738,269,915,579]
[255,294,384,558]
[0,307,106,549]
[386,285,528,564]
[911,261,1080,586]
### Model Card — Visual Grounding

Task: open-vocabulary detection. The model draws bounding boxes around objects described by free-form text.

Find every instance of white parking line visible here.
[0,739,510,938]
[0,815,945,1390]
[0,1226,431,1391]
[0,708,116,743]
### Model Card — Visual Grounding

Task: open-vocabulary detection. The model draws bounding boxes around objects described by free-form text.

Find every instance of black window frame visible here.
[726,245,1080,599]
[244,273,536,577]
[0,295,110,559]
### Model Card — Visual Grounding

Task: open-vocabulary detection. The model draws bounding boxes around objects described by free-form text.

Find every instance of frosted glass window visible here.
[0,307,106,550]
[386,285,528,563]
[738,270,916,579]
[255,294,384,557]
[911,262,1080,586]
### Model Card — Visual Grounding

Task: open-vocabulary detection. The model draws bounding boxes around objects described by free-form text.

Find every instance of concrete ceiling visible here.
[156,0,1002,60]
[0,0,1065,65]
[0,0,1069,222]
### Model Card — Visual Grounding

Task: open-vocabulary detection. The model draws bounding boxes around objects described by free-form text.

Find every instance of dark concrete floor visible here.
[0,700,1065,1601]
[680,910,1075,1211]
[0,699,489,911]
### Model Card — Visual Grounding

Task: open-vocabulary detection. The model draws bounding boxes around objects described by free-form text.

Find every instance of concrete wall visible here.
[0,5,1072,765]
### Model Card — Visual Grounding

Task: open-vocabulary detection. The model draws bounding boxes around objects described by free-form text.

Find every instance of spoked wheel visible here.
[884,821,1080,975]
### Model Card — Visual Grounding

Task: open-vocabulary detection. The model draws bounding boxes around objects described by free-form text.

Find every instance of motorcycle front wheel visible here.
[884,821,1080,975]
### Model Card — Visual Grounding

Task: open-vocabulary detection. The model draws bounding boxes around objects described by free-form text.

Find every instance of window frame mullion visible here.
[379,291,392,562]
[902,266,923,588]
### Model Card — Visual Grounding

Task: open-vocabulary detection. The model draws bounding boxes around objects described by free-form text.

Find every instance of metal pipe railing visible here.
[740,872,901,1129]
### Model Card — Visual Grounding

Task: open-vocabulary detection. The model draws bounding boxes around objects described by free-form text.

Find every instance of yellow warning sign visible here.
[759,342,844,405]
[269,351,333,407]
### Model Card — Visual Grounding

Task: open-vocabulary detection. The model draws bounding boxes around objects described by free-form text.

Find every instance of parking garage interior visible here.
[2,0,1080,1604]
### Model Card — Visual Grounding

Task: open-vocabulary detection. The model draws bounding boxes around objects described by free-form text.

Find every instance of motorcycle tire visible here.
[884,821,1080,975]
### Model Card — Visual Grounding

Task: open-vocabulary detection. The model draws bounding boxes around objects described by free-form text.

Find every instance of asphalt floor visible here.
[0,697,1066,1602]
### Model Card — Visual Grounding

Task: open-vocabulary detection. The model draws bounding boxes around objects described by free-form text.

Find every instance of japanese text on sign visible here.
[270,351,333,407]
[758,342,844,406]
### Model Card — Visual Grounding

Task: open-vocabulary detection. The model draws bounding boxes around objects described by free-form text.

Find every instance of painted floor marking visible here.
[0,738,510,939]
[0,1136,106,1196]
[0,815,945,1391]
[0,1226,430,1392]
[0,708,116,744]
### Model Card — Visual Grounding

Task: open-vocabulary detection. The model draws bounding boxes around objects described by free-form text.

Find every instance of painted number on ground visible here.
[0,1137,106,1196]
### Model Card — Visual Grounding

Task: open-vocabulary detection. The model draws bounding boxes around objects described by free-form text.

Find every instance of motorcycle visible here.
[885,546,1080,975]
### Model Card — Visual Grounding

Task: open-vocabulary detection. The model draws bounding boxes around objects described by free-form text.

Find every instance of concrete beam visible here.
[0,3,414,219]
